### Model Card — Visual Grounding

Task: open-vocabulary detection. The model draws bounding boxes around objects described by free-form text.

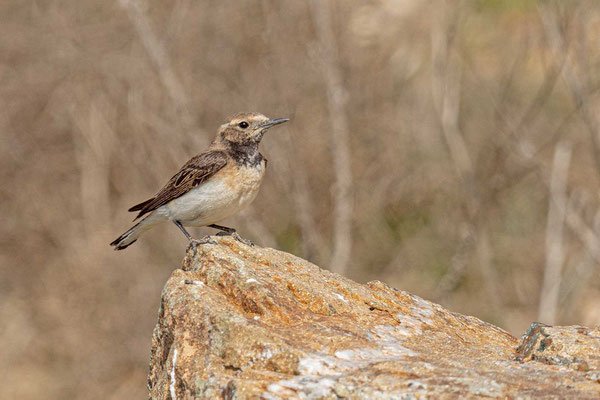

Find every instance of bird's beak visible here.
[261,118,289,129]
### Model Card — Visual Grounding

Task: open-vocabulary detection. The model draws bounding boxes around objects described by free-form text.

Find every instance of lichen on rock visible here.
[516,323,600,376]
[147,237,600,399]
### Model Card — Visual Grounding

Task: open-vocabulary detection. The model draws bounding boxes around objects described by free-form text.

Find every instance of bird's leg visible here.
[208,224,254,247]
[174,221,216,255]
[174,220,193,240]
[208,224,236,234]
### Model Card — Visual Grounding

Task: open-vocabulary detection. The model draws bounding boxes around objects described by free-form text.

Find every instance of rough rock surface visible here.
[148,237,600,399]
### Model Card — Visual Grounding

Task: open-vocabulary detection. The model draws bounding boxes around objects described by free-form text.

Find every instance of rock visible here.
[516,323,600,376]
[147,237,600,399]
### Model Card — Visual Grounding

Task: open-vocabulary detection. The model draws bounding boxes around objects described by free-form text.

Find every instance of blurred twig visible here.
[501,99,600,320]
[455,6,600,321]
[431,5,501,309]
[259,1,327,262]
[560,205,600,312]
[539,4,600,175]
[290,159,329,261]
[309,0,353,275]
[431,26,473,188]
[564,196,600,267]
[539,141,572,324]
[118,0,196,133]
[488,74,600,321]
[71,95,116,242]
[494,90,600,318]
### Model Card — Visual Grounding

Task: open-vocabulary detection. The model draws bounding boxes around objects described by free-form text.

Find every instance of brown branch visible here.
[539,141,572,324]
[431,5,501,308]
[118,0,205,144]
[309,0,353,275]
[257,1,327,262]
[539,4,600,175]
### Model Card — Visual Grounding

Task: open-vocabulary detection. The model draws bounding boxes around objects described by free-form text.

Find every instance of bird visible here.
[110,112,288,250]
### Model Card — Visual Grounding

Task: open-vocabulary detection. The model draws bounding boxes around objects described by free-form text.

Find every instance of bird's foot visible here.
[215,230,254,246]
[232,232,255,247]
[187,235,218,255]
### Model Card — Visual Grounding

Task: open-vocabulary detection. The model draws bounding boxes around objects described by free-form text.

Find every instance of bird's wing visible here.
[128,150,228,220]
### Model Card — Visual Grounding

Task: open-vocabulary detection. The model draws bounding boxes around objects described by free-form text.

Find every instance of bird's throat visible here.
[226,141,263,167]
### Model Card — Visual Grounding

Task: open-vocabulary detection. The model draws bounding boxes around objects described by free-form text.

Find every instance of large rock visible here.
[148,237,600,399]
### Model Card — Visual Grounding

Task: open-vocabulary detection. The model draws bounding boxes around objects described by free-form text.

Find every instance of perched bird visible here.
[110,112,288,250]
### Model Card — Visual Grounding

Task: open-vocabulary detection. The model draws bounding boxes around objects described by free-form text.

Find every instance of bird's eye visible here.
[238,121,249,129]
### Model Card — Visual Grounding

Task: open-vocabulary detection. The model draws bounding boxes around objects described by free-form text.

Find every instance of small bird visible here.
[110,112,288,250]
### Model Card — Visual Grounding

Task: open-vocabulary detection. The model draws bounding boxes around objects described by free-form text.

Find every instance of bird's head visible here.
[216,112,289,146]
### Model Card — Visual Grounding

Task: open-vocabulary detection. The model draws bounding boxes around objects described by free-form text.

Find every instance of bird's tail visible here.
[110,214,162,250]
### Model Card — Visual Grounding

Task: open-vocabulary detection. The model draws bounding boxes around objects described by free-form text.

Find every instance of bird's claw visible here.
[232,232,254,247]
[187,235,218,255]
[214,229,254,246]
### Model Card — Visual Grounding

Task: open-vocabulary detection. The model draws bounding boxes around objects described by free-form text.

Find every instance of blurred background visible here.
[2,0,600,398]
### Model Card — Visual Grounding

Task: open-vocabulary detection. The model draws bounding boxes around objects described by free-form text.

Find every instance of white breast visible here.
[160,162,265,226]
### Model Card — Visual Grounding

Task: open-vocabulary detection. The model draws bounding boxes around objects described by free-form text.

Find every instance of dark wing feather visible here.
[128,198,154,212]
[130,150,228,220]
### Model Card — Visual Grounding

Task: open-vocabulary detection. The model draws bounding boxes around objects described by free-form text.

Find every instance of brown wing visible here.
[129,150,228,220]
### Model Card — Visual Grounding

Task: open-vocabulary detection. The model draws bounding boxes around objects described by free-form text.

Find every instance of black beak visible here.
[261,118,289,129]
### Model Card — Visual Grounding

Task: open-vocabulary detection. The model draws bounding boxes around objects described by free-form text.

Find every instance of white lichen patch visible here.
[297,324,420,376]
[412,303,434,317]
[334,344,416,362]
[261,348,274,360]
[264,322,420,398]
[410,295,436,312]
[184,279,205,286]
[298,355,344,375]
[335,293,348,302]
[393,314,424,335]
[407,296,436,326]
[227,256,247,271]
[465,377,504,397]
[170,348,178,400]
[266,376,337,399]
[409,306,434,326]
[335,326,419,362]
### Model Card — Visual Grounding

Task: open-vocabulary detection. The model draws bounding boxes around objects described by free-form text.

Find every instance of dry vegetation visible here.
[2,0,600,398]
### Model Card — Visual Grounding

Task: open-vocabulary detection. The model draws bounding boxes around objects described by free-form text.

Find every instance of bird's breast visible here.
[165,160,266,225]
[222,161,266,197]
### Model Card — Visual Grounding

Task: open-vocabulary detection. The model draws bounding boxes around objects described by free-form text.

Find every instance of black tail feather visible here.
[110,226,140,250]
[128,198,154,212]
[111,239,137,250]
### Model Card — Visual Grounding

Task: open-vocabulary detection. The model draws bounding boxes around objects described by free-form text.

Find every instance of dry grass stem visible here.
[309,0,354,275]
[539,141,572,324]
